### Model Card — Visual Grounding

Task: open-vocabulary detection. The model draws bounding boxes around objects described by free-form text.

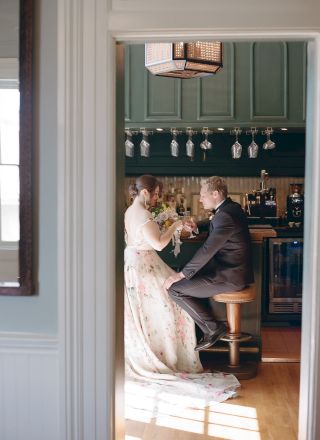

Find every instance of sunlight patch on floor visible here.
[156,414,205,433]
[126,381,261,439]
[210,402,257,418]
[207,424,261,439]
[208,409,259,430]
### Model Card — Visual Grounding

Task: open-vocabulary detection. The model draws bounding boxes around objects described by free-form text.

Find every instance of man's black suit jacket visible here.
[182,197,254,287]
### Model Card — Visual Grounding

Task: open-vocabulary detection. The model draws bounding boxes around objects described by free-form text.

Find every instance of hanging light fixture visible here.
[145,42,223,79]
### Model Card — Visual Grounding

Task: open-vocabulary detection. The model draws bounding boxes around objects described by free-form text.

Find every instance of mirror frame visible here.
[0,0,33,296]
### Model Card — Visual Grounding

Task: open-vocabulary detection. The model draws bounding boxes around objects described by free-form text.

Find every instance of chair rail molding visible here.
[0,331,58,351]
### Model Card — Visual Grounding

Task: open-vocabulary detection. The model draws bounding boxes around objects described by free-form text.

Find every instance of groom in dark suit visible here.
[164,176,253,351]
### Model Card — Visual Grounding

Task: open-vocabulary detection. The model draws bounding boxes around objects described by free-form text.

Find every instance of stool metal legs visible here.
[218,302,258,379]
[226,303,242,367]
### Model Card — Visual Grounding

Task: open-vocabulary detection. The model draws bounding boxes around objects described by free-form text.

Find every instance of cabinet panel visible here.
[250,42,288,121]
[125,45,146,123]
[144,71,182,121]
[196,43,235,121]
[288,42,307,123]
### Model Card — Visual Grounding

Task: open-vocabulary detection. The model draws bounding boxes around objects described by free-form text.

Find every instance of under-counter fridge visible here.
[262,236,303,324]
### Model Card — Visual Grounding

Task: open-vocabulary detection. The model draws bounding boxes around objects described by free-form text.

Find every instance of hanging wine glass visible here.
[125,129,135,157]
[200,127,212,161]
[186,127,195,161]
[263,127,276,150]
[247,127,259,158]
[140,129,151,157]
[170,128,180,157]
[231,127,242,159]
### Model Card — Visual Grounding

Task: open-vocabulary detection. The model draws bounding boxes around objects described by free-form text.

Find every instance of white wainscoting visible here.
[0,333,59,440]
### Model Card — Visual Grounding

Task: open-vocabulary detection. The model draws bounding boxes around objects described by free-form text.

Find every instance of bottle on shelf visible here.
[167,185,177,211]
[176,186,187,215]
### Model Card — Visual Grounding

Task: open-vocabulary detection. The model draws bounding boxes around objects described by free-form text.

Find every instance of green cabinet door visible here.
[125,45,182,125]
[248,41,306,127]
[250,42,288,122]
[182,43,236,124]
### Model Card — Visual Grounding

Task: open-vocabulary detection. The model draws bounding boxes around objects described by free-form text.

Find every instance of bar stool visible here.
[213,284,258,379]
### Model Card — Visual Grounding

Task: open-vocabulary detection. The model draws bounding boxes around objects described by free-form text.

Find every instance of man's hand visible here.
[164,271,185,290]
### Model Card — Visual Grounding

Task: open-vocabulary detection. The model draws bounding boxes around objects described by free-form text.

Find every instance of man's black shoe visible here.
[194,324,227,351]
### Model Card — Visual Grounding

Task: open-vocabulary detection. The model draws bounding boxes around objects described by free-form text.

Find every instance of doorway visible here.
[118,37,314,438]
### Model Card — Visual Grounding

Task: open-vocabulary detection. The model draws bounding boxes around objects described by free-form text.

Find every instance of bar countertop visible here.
[181,227,277,244]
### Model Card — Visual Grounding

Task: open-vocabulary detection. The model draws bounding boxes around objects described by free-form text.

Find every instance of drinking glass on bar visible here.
[182,211,197,238]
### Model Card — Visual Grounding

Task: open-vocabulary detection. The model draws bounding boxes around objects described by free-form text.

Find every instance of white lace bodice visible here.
[125,218,154,250]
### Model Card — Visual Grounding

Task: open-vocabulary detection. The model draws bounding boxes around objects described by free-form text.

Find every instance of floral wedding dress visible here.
[124,218,240,407]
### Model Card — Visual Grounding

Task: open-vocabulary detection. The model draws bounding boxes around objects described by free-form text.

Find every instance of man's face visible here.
[200,184,218,210]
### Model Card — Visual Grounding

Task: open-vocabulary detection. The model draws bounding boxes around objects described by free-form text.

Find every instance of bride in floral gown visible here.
[124,175,239,405]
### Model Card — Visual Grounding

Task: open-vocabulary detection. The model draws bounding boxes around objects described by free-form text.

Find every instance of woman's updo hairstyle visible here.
[128,183,138,199]
[129,174,161,199]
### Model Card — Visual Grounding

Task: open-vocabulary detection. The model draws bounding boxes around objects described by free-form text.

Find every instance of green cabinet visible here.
[125,42,306,129]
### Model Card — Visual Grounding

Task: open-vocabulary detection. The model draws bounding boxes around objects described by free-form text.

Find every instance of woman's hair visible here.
[128,174,162,199]
[201,176,228,198]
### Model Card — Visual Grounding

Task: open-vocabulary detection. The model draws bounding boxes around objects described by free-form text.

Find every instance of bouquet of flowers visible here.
[150,203,182,257]
[150,203,179,229]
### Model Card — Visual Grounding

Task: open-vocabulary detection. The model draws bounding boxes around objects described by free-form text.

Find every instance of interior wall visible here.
[0,0,58,334]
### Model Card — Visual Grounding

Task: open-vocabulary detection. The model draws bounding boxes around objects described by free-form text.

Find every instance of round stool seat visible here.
[214,284,256,304]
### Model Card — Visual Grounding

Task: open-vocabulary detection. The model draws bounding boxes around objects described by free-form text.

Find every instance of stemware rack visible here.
[125,126,279,159]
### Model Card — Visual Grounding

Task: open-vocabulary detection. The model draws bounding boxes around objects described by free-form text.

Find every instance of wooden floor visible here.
[126,328,301,440]
[261,327,301,362]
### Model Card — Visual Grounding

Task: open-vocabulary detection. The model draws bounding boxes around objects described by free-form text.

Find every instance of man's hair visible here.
[201,176,228,198]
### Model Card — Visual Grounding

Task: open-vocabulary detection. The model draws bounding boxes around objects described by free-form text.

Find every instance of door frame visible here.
[115,34,320,440]
[57,1,320,437]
